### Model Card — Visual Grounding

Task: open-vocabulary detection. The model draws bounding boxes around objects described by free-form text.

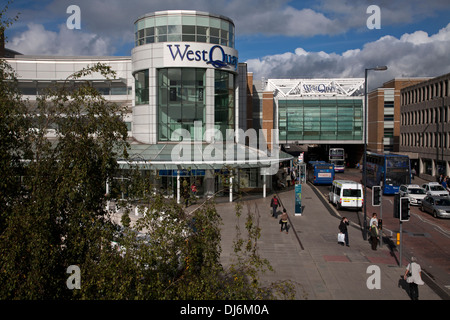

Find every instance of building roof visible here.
[118,142,293,171]
[135,10,235,26]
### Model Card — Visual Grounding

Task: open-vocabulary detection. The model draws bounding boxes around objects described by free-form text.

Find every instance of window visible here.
[158,68,206,141]
[343,189,362,197]
[384,128,394,138]
[134,69,149,105]
[277,99,363,141]
[135,14,235,48]
[214,70,235,138]
[18,83,37,95]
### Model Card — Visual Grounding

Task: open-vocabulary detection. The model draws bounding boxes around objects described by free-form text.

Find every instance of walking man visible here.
[270,195,279,218]
[404,257,425,300]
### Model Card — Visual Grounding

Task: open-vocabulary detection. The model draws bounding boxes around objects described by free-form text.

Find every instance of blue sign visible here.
[295,184,302,215]
[158,169,205,177]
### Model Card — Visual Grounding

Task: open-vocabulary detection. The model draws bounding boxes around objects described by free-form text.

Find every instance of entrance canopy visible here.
[117,142,293,172]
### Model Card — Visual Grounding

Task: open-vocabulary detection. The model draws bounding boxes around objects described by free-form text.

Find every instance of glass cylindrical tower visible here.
[131,10,238,144]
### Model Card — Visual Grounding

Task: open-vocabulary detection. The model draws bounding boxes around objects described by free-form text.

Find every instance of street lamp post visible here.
[363,66,387,240]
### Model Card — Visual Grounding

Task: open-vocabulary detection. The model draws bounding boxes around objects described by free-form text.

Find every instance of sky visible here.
[3,0,450,89]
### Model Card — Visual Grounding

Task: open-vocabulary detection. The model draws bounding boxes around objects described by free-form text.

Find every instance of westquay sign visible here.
[164,43,238,71]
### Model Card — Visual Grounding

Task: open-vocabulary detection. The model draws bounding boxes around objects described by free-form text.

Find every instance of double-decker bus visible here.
[365,152,411,194]
[329,148,345,173]
[307,161,335,185]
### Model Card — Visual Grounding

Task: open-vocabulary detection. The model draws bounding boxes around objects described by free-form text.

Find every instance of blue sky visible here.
[4,0,450,88]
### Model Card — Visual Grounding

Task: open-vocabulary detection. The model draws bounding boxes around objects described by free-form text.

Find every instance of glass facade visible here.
[278,98,363,141]
[214,70,235,138]
[134,69,149,105]
[158,68,206,141]
[135,12,235,48]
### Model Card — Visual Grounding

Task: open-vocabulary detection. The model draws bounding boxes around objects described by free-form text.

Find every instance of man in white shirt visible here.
[403,256,424,300]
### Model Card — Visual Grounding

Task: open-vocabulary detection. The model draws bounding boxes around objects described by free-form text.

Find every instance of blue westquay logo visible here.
[167,44,238,70]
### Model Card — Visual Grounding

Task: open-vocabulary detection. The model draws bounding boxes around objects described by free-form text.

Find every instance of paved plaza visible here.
[216,182,443,300]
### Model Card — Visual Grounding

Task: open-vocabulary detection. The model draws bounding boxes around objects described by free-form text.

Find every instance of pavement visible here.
[215,181,444,300]
[111,174,446,300]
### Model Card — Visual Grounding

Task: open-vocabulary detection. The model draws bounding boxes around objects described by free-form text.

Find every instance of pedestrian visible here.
[338,217,350,247]
[291,170,296,185]
[270,195,279,218]
[286,168,291,187]
[280,208,288,233]
[369,220,379,250]
[191,183,197,197]
[369,213,378,229]
[403,257,425,300]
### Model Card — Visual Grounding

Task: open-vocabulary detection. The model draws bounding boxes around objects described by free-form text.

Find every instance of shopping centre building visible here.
[5,10,293,200]
[251,78,366,166]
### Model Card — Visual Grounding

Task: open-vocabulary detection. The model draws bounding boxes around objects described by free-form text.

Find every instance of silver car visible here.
[420,196,450,218]
[421,182,450,197]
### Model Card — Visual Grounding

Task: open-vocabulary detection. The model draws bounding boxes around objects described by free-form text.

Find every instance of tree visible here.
[0,59,130,298]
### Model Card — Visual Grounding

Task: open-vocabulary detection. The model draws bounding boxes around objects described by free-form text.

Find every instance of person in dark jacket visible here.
[370,220,379,250]
[270,195,279,218]
[339,217,350,247]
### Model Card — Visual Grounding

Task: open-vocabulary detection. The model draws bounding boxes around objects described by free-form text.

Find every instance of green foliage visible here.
[0,57,129,298]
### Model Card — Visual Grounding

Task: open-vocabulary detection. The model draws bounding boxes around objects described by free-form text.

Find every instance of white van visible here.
[329,180,364,210]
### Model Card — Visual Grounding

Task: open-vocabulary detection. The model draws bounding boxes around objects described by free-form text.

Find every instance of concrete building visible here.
[367,78,431,153]
[400,72,450,180]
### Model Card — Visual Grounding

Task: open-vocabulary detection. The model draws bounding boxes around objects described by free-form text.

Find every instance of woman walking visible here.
[338,217,350,247]
[280,208,289,234]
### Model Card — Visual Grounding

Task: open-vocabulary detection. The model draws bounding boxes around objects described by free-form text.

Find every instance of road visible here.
[312,168,450,298]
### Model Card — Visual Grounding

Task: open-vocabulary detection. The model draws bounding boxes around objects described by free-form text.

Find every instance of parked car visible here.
[421,182,450,197]
[420,195,450,218]
[399,184,427,205]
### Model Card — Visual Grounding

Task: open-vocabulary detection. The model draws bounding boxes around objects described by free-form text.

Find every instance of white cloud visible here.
[234,5,339,37]
[9,23,112,56]
[246,23,450,89]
